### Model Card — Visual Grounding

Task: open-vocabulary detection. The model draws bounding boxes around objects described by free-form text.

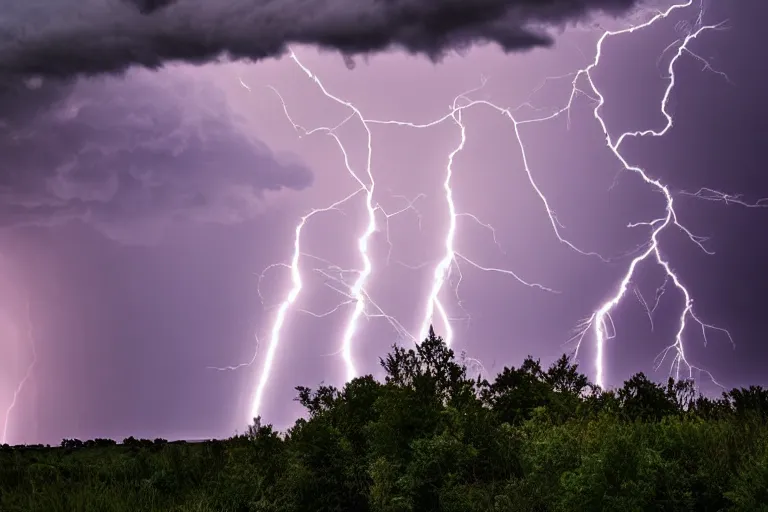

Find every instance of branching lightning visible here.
[562,2,742,389]
[210,0,767,421]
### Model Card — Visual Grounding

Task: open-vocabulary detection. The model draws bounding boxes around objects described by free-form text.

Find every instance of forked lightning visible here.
[208,0,766,422]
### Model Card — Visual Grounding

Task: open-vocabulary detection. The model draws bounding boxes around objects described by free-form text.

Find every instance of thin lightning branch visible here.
[634,285,656,332]
[680,187,768,207]
[2,298,36,445]
[459,349,490,380]
[238,76,252,92]
[378,193,426,265]
[256,262,290,307]
[394,259,435,271]
[297,300,357,319]
[682,47,734,85]
[447,259,471,328]
[651,276,671,316]
[456,213,504,254]
[303,255,418,342]
[207,335,260,371]
[657,33,734,87]
[454,253,559,294]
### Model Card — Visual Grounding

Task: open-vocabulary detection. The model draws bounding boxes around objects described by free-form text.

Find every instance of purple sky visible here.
[2,0,768,445]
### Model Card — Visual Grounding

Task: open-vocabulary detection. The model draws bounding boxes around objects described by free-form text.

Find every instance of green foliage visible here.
[2,326,767,511]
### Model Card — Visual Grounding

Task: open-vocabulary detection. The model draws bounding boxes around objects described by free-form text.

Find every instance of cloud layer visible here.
[0,0,643,79]
[0,72,313,243]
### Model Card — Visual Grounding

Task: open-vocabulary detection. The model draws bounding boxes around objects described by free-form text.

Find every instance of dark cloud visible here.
[0,0,643,79]
[0,72,313,243]
[127,0,175,14]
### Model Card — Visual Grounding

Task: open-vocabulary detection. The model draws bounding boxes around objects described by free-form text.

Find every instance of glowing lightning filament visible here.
[418,105,467,346]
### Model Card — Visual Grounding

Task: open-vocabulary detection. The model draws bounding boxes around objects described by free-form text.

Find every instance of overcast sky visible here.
[1,0,767,445]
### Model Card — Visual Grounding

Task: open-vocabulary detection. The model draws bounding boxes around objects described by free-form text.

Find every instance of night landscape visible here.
[1,0,767,510]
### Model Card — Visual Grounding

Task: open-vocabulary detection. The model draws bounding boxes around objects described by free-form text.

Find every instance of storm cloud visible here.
[0,72,313,243]
[0,0,646,79]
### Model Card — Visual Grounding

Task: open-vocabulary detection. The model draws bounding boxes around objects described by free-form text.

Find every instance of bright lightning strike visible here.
[219,0,767,421]
[417,97,466,347]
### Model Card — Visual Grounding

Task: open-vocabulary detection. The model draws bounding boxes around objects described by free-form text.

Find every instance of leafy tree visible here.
[617,372,678,421]
[726,385,768,418]
[480,356,551,425]
[380,326,472,404]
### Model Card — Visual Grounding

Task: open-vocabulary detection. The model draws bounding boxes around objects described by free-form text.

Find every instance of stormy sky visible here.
[1,0,643,77]
[1,0,767,445]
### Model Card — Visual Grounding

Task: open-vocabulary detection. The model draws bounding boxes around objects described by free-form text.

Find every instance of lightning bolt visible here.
[2,298,36,445]
[218,66,424,419]
[217,0,766,422]
[564,1,743,389]
[236,57,557,421]
[416,103,465,346]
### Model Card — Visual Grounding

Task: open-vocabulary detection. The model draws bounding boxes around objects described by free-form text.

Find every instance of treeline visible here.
[57,437,174,449]
[3,436,186,451]
[1,328,767,511]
